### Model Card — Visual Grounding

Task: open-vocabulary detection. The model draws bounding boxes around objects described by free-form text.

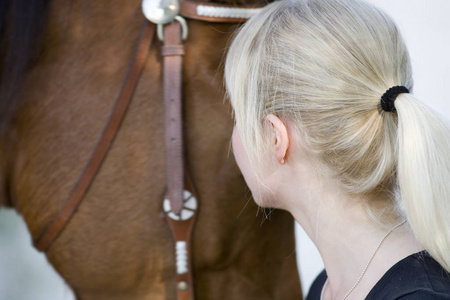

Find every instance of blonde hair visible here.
[225,0,450,271]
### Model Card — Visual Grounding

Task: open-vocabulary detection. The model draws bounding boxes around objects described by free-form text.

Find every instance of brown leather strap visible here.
[165,174,197,300]
[162,21,197,300]
[35,21,156,252]
[180,0,264,23]
[162,22,185,216]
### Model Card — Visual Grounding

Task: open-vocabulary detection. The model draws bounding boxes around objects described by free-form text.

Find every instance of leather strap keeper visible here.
[162,45,186,56]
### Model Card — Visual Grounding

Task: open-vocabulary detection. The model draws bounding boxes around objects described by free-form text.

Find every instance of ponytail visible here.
[224,0,450,272]
[395,94,450,272]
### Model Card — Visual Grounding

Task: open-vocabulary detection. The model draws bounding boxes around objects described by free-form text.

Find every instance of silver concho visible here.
[163,190,197,221]
[142,0,180,25]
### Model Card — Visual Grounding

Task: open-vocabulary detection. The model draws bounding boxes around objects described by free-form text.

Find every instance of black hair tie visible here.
[380,85,409,112]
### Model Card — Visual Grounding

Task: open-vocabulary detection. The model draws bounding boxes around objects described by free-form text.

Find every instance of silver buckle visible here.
[156,16,188,42]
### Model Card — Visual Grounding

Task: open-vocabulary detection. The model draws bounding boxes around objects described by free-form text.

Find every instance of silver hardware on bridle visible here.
[163,190,198,221]
[157,16,188,41]
[142,0,179,24]
[142,0,188,41]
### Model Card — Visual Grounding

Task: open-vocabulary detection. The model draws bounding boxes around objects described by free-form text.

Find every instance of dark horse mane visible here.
[0,0,49,134]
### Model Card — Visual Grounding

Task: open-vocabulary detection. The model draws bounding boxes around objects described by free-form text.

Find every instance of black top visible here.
[307,251,450,300]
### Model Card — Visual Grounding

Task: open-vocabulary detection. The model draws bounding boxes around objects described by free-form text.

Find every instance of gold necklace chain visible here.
[320,220,406,300]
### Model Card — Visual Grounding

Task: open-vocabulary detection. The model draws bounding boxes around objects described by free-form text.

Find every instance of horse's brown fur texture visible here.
[0,0,303,299]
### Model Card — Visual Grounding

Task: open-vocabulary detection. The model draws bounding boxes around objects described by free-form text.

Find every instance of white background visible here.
[0,1,449,299]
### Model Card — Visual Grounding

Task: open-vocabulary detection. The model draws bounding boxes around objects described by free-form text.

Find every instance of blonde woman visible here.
[225,0,450,299]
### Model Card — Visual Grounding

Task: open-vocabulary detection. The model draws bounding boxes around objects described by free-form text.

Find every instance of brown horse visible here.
[0,0,302,299]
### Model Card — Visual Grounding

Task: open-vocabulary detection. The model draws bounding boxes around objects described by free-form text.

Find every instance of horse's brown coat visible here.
[0,0,303,299]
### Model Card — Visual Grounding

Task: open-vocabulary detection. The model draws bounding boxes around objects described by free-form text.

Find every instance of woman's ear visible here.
[265,114,289,164]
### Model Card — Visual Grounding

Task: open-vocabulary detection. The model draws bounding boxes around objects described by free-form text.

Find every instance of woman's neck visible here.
[279,161,423,299]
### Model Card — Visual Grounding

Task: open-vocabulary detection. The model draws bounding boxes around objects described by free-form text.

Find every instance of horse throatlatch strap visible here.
[34,21,156,252]
[161,21,198,300]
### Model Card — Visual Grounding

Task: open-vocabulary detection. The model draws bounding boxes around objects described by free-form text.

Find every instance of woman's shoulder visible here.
[306,270,327,300]
[306,251,450,300]
[367,251,450,299]
[396,289,450,299]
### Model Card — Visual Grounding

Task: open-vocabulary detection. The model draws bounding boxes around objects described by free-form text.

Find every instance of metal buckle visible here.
[157,16,189,42]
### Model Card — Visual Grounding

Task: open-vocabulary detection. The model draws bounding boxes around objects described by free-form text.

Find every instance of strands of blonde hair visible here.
[225,0,450,272]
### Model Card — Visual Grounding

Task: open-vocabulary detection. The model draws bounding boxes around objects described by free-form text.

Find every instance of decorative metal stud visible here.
[142,0,180,24]
[177,281,189,291]
[163,190,197,221]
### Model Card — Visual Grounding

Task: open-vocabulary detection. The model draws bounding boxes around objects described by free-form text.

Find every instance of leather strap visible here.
[162,21,197,300]
[180,0,264,23]
[35,21,156,252]
[165,176,197,300]
[166,202,196,300]
[162,22,185,216]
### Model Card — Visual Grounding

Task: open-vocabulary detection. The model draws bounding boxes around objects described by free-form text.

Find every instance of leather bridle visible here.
[34,1,265,300]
